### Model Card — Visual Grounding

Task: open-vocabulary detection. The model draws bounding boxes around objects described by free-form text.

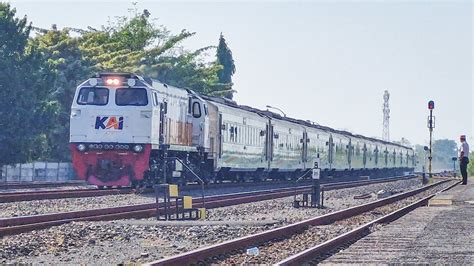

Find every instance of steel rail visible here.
[0,181,86,190]
[0,188,132,203]
[0,186,313,236]
[0,174,416,203]
[276,180,461,265]
[0,180,310,203]
[145,178,453,266]
[0,174,417,236]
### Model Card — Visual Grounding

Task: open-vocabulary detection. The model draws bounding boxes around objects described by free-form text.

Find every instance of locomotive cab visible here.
[70,73,155,187]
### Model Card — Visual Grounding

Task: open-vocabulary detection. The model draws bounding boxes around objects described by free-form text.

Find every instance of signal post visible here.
[427,100,435,184]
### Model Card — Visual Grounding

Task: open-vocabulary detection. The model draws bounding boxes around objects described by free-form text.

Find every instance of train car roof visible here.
[123,73,413,150]
[202,96,411,150]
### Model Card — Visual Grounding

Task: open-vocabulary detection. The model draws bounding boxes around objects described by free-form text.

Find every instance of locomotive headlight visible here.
[133,144,144,153]
[77,143,86,152]
[105,78,121,86]
[127,78,136,87]
[89,78,98,86]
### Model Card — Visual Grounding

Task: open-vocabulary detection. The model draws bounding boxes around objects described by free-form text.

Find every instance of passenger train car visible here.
[70,73,415,188]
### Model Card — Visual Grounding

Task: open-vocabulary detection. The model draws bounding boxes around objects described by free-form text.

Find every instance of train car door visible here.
[302,131,308,168]
[374,146,379,166]
[347,138,352,169]
[362,143,368,168]
[328,135,334,169]
[265,121,274,168]
[218,113,223,158]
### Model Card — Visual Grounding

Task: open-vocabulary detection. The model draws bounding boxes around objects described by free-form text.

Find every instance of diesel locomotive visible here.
[70,73,415,188]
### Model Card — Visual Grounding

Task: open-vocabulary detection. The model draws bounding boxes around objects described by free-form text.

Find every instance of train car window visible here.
[116,88,148,106]
[224,123,228,142]
[230,126,234,142]
[204,104,208,115]
[77,87,109,105]
[235,126,239,143]
[153,92,159,106]
[192,102,201,118]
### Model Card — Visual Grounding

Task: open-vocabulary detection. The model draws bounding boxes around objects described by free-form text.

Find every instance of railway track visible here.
[0,180,86,190]
[145,178,458,265]
[0,175,417,236]
[0,175,414,203]
[0,187,132,203]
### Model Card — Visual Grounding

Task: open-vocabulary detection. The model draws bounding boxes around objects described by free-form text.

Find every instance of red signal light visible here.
[428,100,435,110]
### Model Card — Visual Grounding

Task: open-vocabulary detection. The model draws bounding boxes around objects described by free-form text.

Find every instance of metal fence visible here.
[0,162,75,182]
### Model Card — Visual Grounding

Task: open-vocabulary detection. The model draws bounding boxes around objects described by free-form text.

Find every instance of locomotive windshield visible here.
[116,88,148,106]
[77,87,109,105]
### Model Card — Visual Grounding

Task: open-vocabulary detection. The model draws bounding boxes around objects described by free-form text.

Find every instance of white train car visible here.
[206,100,269,181]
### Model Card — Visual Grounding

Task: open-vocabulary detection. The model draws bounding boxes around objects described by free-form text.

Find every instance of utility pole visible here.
[427,100,435,183]
[382,91,390,141]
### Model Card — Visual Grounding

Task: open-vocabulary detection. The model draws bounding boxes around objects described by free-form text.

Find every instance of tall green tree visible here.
[432,139,458,170]
[216,33,236,99]
[0,3,57,167]
[469,151,473,177]
[2,4,238,163]
[30,28,92,160]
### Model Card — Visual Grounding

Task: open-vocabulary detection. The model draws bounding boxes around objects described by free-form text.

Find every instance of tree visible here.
[468,151,474,177]
[1,3,238,164]
[78,7,224,96]
[432,139,457,170]
[30,28,92,160]
[216,33,236,99]
[0,3,57,168]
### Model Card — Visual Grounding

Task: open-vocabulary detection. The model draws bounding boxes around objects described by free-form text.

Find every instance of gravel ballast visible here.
[1,178,425,264]
[0,181,316,218]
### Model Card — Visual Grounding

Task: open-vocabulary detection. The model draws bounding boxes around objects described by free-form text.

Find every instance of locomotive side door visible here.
[189,96,210,149]
[159,101,167,144]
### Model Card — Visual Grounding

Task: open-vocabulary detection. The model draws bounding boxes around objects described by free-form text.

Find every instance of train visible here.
[70,73,415,188]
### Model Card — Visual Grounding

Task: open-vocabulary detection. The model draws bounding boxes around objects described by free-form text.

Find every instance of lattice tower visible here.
[383,90,390,141]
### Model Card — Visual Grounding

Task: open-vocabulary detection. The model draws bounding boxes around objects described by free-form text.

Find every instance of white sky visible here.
[9,0,474,146]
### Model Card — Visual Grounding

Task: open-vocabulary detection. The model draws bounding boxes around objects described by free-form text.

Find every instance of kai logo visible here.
[95,116,124,130]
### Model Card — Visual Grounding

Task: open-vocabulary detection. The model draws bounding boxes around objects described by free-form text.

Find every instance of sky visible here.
[9,0,474,146]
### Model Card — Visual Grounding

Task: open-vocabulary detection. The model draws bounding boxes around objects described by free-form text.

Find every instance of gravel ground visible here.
[0,181,316,218]
[216,180,457,264]
[0,178,427,264]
